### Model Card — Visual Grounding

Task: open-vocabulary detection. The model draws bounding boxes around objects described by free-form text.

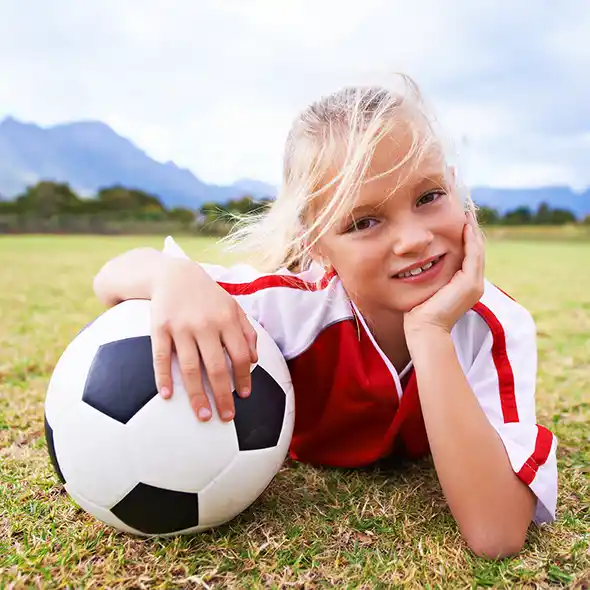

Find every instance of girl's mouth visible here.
[392,254,446,282]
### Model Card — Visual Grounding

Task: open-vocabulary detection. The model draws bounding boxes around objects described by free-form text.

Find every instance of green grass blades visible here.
[1,233,589,589]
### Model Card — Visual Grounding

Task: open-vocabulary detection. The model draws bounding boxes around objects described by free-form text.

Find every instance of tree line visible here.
[476,204,583,225]
[0,180,587,234]
[0,181,272,234]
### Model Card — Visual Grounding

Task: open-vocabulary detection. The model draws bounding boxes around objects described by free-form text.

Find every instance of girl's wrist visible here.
[153,256,191,293]
[405,318,451,339]
[152,257,212,297]
[406,324,454,359]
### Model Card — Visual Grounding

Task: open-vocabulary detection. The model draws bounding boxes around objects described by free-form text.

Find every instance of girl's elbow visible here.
[93,264,121,308]
[466,529,527,560]
[93,270,112,306]
[460,489,535,559]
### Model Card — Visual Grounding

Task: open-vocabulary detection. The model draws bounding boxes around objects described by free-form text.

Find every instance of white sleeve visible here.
[162,235,251,281]
[466,305,558,525]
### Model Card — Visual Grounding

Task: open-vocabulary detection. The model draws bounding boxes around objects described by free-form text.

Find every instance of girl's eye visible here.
[347,218,378,232]
[417,190,445,207]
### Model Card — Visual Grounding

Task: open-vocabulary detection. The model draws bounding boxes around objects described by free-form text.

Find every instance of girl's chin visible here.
[391,281,450,313]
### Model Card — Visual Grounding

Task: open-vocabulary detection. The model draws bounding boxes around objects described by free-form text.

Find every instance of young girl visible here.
[93,75,557,558]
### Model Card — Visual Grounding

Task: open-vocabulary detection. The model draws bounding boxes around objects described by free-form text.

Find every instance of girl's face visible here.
[315,129,468,318]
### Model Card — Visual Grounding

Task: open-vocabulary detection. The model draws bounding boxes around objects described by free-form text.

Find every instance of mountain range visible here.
[1,116,589,218]
[0,117,275,208]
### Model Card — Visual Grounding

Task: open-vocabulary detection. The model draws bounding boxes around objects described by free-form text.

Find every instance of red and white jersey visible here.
[163,237,558,524]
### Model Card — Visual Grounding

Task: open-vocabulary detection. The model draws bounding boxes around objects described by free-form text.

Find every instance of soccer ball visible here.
[44,299,295,537]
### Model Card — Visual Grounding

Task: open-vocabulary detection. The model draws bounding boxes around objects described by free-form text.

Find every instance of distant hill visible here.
[0,117,275,208]
[231,178,277,196]
[0,116,588,217]
[471,185,590,219]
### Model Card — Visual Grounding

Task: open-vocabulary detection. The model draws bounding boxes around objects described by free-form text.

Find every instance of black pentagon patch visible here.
[233,365,286,450]
[111,482,199,535]
[82,335,157,424]
[44,414,65,484]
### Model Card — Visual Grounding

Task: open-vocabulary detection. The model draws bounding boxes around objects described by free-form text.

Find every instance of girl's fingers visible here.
[152,325,173,399]
[463,220,485,295]
[174,332,212,422]
[196,331,235,422]
[238,311,258,364]
[222,323,255,398]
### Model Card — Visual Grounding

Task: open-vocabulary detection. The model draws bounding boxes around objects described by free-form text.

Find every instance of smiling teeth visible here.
[397,258,438,278]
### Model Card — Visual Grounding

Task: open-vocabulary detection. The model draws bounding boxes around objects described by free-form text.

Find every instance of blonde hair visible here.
[223,73,475,272]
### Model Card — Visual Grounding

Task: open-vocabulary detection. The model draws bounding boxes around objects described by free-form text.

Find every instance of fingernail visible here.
[160,386,170,399]
[198,407,212,421]
[221,410,234,421]
[240,388,250,398]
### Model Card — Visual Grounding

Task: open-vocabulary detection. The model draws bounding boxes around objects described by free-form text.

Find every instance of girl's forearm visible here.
[93,247,165,306]
[93,247,202,307]
[407,328,535,559]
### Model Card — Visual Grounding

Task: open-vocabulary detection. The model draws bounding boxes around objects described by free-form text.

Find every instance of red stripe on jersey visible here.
[218,268,337,296]
[516,425,554,485]
[473,302,520,423]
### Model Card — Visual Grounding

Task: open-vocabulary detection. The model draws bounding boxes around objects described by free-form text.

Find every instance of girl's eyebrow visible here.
[378,170,447,200]
[348,202,381,216]
[347,170,448,217]
[410,171,448,193]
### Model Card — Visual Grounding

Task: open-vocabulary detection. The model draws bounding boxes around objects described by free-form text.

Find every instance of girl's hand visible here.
[150,258,258,422]
[404,212,485,336]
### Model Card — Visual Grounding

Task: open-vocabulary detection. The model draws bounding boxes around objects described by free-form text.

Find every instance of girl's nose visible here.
[392,223,434,257]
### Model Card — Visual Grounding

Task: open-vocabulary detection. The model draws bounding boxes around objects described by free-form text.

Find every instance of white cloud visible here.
[464,131,590,191]
[0,0,588,188]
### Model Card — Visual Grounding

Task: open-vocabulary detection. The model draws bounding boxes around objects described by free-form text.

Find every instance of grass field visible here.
[1,233,589,589]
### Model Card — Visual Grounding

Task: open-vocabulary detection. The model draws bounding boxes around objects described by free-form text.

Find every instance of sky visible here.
[1,0,589,190]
